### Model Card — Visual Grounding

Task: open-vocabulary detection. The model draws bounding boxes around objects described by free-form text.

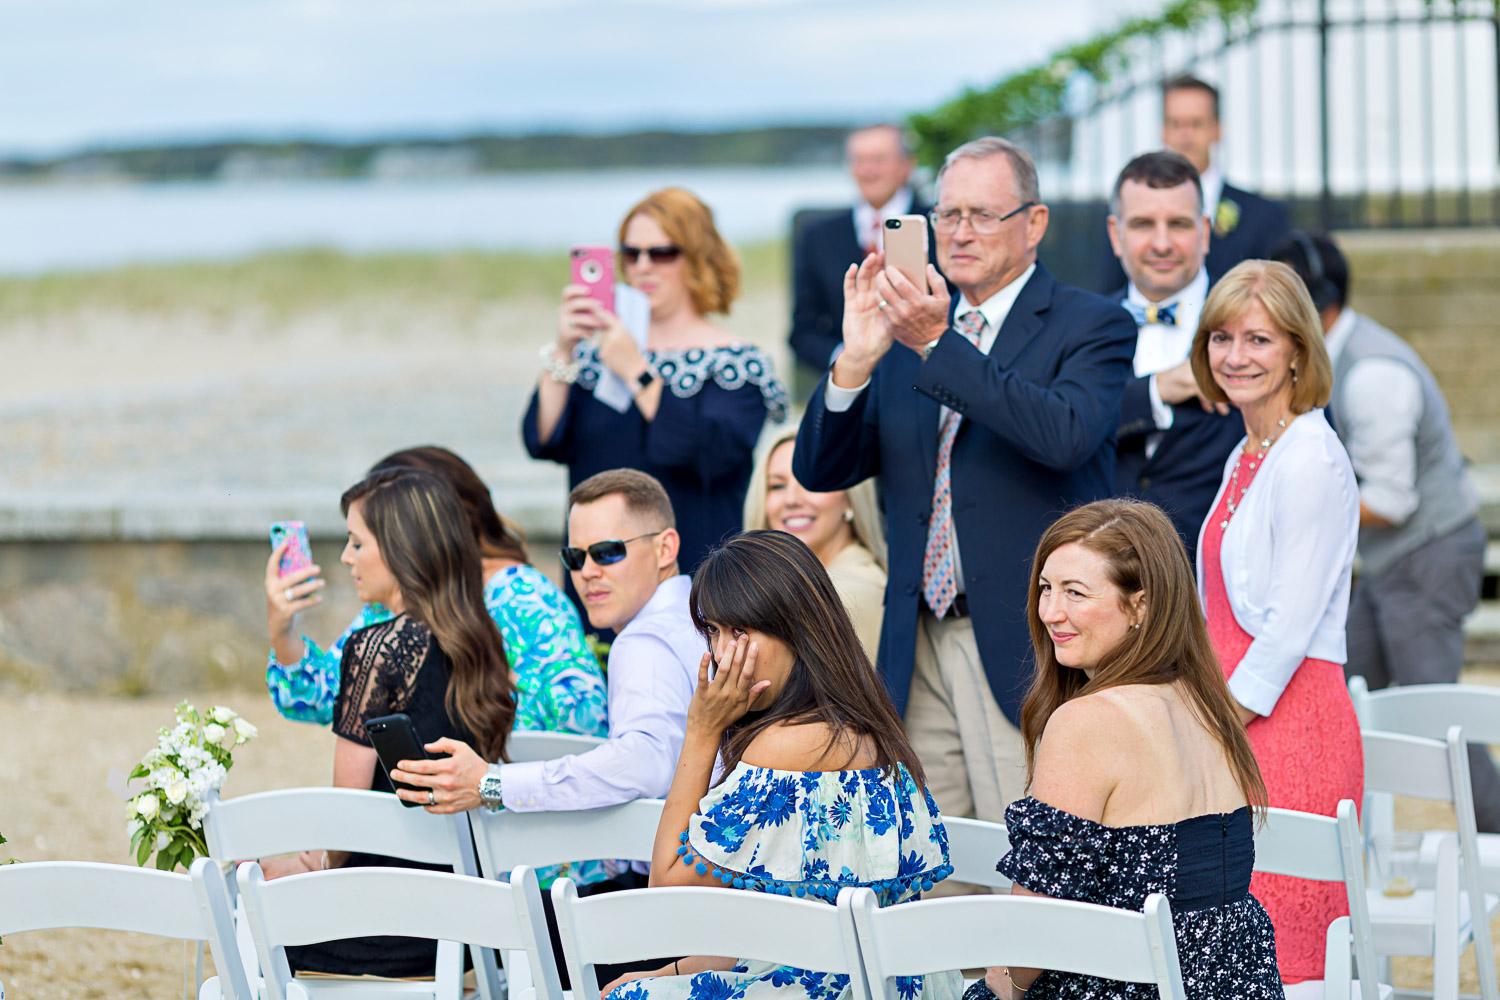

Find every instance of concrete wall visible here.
[1338,228,1500,462]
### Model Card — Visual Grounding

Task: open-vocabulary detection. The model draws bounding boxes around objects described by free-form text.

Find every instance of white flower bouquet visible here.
[127,701,258,871]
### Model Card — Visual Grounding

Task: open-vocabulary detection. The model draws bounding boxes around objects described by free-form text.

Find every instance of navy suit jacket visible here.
[794,262,1136,723]
[1092,182,1292,294]
[789,202,935,372]
[1111,282,1246,563]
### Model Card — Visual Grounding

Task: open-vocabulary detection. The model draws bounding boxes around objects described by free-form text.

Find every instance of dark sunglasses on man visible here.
[618,244,682,264]
[559,530,666,571]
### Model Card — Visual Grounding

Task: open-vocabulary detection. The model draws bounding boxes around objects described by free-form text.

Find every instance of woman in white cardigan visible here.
[1189,259,1362,989]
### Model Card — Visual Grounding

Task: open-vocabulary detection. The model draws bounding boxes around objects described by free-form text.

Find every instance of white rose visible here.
[135,793,160,820]
[164,776,188,805]
[210,706,236,725]
[203,723,225,745]
[232,718,258,743]
[127,818,144,838]
[154,832,170,851]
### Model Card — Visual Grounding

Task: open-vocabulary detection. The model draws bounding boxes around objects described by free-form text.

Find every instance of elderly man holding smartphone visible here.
[794,137,1136,825]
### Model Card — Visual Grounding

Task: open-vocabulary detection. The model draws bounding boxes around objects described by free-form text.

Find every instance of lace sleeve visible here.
[331,616,432,745]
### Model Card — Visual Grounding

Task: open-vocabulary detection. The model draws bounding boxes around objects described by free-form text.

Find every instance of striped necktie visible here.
[921,310,986,617]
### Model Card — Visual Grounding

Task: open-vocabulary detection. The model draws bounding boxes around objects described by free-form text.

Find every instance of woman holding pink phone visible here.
[524,188,787,596]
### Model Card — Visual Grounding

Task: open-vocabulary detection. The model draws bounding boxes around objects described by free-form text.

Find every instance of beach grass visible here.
[0,240,788,321]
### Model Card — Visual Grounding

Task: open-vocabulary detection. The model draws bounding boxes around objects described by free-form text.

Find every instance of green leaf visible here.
[136,835,154,867]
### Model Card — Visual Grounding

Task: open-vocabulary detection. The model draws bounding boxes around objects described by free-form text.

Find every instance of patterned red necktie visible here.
[921,310,986,617]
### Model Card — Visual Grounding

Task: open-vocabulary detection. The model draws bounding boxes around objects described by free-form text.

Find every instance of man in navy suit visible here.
[788,124,932,401]
[1094,75,1290,293]
[1108,150,1243,561]
[794,137,1135,823]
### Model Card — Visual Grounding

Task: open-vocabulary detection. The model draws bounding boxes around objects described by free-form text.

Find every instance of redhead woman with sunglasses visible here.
[525,188,788,618]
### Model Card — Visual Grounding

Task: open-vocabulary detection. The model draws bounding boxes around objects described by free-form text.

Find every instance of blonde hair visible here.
[1190,259,1333,412]
[618,188,740,316]
[743,424,887,571]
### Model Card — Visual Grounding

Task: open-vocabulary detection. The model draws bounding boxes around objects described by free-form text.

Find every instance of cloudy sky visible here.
[0,0,1154,155]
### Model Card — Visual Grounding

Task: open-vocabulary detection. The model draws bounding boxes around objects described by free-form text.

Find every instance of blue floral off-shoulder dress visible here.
[614,762,963,1000]
[966,797,1282,999]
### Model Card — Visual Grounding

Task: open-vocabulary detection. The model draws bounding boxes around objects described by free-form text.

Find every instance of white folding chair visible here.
[551,877,869,1000]
[849,886,1184,1000]
[237,862,559,1000]
[1361,728,1500,1000]
[203,787,502,1000]
[940,816,1013,890]
[506,731,607,763]
[1254,800,1388,999]
[1349,677,1500,894]
[468,797,665,997]
[0,857,253,1000]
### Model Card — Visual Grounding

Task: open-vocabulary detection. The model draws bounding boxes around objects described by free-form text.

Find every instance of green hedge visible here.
[907,0,1259,166]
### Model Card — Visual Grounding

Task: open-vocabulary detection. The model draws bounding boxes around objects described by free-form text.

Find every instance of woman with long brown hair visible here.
[257,469,515,978]
[602,530,959,1000]
[968,499,1281,1000]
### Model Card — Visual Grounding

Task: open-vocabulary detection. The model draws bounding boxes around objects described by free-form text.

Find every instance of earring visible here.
[1290,364,1298,385]
[1131,622,1142,631]
[842,509,854,523]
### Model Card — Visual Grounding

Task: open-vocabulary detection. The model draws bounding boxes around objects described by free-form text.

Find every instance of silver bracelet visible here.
[539,343,582,384]
[479,762,505,812]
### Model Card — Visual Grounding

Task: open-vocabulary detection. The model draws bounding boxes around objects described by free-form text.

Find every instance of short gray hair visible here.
[936,137,1040,206]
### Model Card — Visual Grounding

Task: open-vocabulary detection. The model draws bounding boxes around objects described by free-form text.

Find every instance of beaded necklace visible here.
[1219,411,1290,531]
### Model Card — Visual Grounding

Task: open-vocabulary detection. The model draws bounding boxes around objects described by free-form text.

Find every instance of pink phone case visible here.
[571,246,615,314]
[270,521,314,579]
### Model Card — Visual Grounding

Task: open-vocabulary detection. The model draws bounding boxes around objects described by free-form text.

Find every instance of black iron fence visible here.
[1011,0,1500,289]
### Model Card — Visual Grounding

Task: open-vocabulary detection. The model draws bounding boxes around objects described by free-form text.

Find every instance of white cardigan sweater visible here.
[1195,409,1359,717]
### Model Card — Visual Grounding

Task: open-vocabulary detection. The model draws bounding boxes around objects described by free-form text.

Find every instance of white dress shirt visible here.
[1200,163,1225,221]
[1196,411,1359,716]
[853,186,914,253]
[1324,309,1425,524]
[824,263,1039,590]
[1127,267,1208,456]
[498,574,699,816]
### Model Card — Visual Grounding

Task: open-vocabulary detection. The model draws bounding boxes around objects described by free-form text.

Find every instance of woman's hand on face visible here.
[557,284,604,357]
[688,638,771,739]
[264,541,324,639]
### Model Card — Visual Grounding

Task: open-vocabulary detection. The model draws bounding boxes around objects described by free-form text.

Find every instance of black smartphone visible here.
[364,713,429,808]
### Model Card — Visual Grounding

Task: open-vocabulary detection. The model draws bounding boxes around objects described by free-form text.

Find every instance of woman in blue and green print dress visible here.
[262,447,609,889]
[604,530,960,1000]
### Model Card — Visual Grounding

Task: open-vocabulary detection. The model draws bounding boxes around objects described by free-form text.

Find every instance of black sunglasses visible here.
[560,530,665,571]
[618,244,682,264]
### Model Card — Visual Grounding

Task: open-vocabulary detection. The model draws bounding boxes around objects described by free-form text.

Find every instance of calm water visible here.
[0,166,853,275]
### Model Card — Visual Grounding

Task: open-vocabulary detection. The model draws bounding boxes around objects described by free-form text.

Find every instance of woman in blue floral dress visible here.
[262,446,610,888]
[604,530,961,1000]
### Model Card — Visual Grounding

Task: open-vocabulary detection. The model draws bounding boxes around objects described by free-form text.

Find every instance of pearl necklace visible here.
[1220,412,1290,530]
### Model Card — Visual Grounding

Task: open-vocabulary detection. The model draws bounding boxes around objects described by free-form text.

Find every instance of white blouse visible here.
[1195,409,1359,717]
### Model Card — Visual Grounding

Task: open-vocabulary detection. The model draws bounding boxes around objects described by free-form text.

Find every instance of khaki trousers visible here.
[906,611,1028,825]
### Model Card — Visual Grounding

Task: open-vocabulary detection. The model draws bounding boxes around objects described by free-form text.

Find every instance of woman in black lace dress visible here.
[258,468,515,978]
[967,500,1283,999]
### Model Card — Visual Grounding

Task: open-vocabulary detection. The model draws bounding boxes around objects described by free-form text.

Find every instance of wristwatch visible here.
[479,763,504,812]
[633,367,657,395]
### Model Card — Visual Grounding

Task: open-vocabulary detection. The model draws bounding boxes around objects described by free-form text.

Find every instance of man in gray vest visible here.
[1275,232,1499,832]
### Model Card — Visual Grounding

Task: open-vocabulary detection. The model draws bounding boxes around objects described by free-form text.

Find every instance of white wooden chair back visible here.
[468,797,664,877]
[1361,727,1499,1000]
[848,887,1184,1000]
[237,862,560,1000]
[203,787,499,1000]
[940,816,1012,890]
[506,731,606,763]
[551,878,869,1000]
[1253,801,1383,999]
[0,858,253,1000]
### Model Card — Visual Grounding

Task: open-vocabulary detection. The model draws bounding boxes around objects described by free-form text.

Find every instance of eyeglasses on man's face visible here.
[559,530,665,571]
[928,202,1037,235]
[618,244,683,265]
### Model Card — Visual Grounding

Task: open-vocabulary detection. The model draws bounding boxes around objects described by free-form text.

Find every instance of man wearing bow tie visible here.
[1108,151,1243,560]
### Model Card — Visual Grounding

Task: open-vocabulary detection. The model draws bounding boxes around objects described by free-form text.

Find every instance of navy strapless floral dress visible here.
[968,797,1282,999]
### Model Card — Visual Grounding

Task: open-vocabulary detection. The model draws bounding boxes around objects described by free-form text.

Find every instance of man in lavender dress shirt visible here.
[392,467,699,833]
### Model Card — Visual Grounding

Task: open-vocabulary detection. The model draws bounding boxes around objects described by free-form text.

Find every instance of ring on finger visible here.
[283,587,294,603]
[428,789,437,806]
[878,299,889,309]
